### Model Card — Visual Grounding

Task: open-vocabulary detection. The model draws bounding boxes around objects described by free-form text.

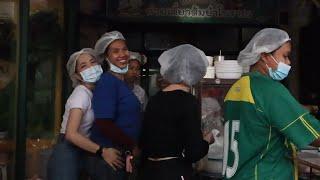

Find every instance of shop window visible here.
[0,0,19,179]
[25,0,64,179]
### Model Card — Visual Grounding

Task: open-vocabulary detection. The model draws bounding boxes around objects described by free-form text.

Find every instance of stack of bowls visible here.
[214,60,242,79]
[204,66,215,79]
[206,56,213,66]
[204,56,215,79]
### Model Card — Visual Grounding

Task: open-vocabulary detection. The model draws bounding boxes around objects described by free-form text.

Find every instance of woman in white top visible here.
[124,51,148,111]
[47,48,124,180]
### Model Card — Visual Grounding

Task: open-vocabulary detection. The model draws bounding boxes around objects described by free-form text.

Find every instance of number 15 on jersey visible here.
[222,120,240,179]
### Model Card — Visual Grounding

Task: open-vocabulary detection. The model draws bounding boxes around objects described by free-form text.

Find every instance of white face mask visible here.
[266,55,291,81]
[80,65,103,83]
[106,58,128,74]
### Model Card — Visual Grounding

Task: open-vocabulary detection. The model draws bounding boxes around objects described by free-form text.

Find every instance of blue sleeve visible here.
[92,74,117,119]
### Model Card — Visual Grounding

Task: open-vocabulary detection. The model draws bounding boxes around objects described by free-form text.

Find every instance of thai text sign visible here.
[107,0,278,24]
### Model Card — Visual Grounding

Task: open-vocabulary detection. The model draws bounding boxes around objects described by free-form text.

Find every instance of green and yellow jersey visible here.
[222,72,320,180]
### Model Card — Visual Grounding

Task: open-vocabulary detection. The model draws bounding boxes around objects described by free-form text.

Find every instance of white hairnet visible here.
[66,48,97,87]
[129,51,147,65]
[94,31,125,61]
[238,28,291,66]
[158,44,208,86]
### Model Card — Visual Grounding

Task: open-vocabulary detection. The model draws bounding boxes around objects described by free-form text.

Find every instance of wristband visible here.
[95,146,103,156]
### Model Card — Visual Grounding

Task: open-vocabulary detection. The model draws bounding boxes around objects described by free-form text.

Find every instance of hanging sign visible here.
[107,0,278,24]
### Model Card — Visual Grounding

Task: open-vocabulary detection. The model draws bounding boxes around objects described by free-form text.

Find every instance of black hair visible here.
[101,49,110,72]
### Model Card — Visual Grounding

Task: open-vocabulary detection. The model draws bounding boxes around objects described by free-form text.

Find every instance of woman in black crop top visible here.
[139,44,215,180]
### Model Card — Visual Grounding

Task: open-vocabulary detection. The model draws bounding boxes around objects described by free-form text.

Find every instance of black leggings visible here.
[139,158,193,180]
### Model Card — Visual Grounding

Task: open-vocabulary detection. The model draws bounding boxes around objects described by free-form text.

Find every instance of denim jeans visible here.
[47,134,84,180]
[85,155,126,180]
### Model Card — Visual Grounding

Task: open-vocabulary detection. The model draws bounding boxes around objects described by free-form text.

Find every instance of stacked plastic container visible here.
[214,60,243,79]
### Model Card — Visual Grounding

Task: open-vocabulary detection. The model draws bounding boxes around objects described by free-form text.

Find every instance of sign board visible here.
[107,0,279,24]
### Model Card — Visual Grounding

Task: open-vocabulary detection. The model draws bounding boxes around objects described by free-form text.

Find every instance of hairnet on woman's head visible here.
[238,28,291,66]
[94,31,125,61]
[158,44,208,86]
[129,51,147,65]
[66,48,97,87]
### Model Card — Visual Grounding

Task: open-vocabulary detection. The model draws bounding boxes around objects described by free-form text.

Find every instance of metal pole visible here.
[15,0,29,179]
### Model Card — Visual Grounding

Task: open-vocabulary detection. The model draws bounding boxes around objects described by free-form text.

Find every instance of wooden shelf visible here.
[200,78,238,85]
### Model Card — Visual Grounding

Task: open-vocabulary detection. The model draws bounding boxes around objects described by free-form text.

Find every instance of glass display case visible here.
[193,78,237,177]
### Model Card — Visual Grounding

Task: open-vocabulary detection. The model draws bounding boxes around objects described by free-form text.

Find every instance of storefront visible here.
[0,0,319,179]
[78,0,282,96]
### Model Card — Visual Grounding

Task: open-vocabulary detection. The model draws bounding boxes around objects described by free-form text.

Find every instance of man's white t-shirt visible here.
[60,85,94,137]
